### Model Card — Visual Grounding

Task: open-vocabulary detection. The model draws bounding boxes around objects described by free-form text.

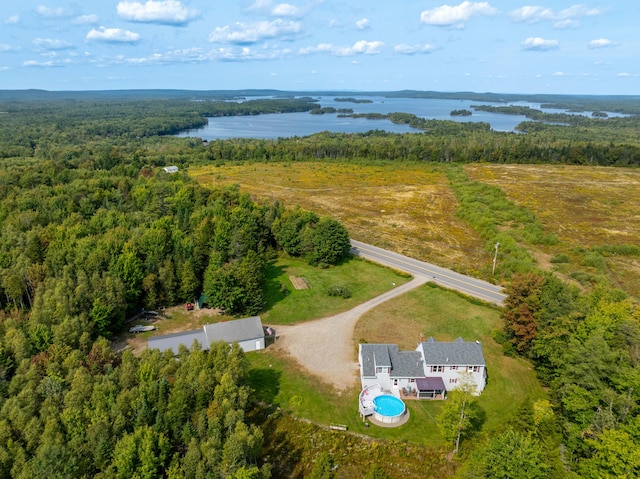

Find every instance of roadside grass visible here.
[247,284,543,447]
[261,255,410,324]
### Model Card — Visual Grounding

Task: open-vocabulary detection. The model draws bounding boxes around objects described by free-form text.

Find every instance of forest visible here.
[0,92,639,478]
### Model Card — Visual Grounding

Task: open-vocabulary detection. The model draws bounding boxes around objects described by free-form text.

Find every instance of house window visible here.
[409,378,416,383]
[468,366,481,373]
[450,366,458,371]
[376,367,389,374]
[430,365,444,373]
[449,378,458,384]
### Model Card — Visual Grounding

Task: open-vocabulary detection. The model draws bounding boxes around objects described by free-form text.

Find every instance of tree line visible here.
[496,273,640,478]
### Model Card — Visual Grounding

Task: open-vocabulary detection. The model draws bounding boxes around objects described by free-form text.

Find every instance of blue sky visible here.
[0,1,637,94]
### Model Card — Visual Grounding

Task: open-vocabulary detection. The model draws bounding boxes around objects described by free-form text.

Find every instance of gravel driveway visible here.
[273,275,428,393]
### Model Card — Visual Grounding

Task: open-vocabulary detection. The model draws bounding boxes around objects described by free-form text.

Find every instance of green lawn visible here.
[261,255,411,324]
[248,282,545,447]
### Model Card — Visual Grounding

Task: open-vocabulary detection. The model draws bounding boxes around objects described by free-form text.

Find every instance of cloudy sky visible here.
[0,1,637,94]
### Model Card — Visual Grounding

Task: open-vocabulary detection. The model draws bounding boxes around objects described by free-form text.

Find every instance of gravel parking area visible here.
[272,275,428,393]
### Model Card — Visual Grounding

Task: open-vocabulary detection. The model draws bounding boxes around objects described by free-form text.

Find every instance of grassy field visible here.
[262,255,411,324]
[190,162,488,275]
[465,164,640,296]
[191,161,640,299]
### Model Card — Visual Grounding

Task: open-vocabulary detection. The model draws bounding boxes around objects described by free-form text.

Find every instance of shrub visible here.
[550,253,570,264]
[327,285,351,299]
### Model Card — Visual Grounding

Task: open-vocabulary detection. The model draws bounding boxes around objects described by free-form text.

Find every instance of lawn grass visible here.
[354,284,544,432]
[261,255,411,324]
[247,284,544,447]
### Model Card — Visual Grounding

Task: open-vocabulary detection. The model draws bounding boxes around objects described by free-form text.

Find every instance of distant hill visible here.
[2,89,640,114]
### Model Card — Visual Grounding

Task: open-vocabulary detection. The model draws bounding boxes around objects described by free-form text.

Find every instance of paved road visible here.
[350,239,506,306]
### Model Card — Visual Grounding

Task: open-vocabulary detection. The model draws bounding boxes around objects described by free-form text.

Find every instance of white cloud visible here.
[5,15,19,25]
[24,60,56,67]
[208,19,301,44]
[554,19,580,29]
[36,6,70,18]
[394,43,437,54]
[510,5,552,22]
[33,38,74,50]
[356,18,370,30]
[86,27,141,43]
[117,1,200,25]
[334,40,384,56]
[616,72,631,77]
[246,0,310,18]
[510,4,602,28]
[552,71,564,76]
[420,1,498,28]
[272,3,301,17]
[557,5,602,19]
[521,36,558,51]
[300,40,384,56]
[0,43,20,52]
[73,14,99,25]
[588,38,619,49]
[299,43,334,54]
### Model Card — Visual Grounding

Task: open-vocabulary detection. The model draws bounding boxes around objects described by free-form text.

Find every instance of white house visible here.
[359,337,487,399]
[148,316,266,354]
[163,166,179,174]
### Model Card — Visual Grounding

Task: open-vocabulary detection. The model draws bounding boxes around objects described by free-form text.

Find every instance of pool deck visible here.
[367,408,411,428]
[360,384,410,427]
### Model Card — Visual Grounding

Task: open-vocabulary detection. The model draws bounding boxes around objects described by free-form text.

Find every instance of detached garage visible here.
[148,316,266,354]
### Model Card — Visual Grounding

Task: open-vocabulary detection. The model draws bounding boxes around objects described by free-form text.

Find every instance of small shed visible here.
[163,166,179,174]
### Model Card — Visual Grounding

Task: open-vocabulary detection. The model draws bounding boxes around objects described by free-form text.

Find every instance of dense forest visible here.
[0,92,639,478]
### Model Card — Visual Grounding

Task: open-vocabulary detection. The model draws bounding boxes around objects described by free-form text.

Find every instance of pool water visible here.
[373,395,405,417]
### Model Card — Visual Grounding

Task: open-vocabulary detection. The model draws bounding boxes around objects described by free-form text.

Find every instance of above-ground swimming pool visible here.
[373,394,406,424]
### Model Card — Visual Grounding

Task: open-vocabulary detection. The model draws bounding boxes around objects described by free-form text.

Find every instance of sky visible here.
[0,1,638,94]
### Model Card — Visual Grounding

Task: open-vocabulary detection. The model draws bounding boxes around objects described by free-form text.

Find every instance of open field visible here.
[465,164,640,296]
[191,161,640,298]
[190,162,488,274]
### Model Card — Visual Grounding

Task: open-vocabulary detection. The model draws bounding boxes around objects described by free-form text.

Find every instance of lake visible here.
[174,96,557,140]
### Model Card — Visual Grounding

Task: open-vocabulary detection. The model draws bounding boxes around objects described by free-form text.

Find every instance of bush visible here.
[327,285,351,299]
[550,253,570,264]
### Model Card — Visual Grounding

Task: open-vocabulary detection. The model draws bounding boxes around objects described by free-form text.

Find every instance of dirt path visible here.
[272,275,428,393]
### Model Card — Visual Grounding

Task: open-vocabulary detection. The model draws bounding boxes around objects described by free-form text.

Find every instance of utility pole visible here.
[492,242,500,275]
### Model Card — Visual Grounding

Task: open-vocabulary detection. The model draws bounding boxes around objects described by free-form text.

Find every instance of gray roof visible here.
[148,329,206,353]
[418,337,486,366]
[148,316,264,354]
[360,344,425,379]
[203,316,264,344]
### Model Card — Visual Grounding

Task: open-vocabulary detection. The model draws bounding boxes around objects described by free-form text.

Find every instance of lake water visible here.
[174,96,569,140]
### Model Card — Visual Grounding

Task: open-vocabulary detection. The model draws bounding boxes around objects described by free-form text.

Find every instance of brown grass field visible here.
[190,162,487,274]
[190,161,640,298]
[465,164,640,296]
